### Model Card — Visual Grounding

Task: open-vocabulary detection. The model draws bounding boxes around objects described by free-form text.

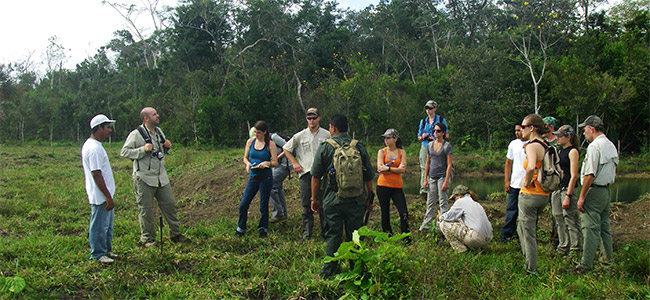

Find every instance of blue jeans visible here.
[500,187,520,239]
[89,202,114,259]
[237,173,273,233]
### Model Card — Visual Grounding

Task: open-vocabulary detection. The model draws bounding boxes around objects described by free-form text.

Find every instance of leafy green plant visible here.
[324,226,411,299]
[0,276,26,295]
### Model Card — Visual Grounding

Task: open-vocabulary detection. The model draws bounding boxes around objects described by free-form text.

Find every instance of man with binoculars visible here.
[121,107,190,248]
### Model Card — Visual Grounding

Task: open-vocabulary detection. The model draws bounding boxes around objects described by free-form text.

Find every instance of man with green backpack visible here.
[310,114,375,278]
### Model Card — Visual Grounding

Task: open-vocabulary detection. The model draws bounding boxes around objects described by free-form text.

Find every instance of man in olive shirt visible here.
[568,115,618,274]
[310,114,375,278]
[120,107,190,247]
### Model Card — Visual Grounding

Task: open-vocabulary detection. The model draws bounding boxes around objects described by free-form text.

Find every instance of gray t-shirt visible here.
[427,141,452,180]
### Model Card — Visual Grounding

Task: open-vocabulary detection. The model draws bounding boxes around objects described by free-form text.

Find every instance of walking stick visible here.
[159,216,164,255]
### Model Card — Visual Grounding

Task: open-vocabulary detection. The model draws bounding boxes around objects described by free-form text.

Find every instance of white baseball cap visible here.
[90,114,116,129]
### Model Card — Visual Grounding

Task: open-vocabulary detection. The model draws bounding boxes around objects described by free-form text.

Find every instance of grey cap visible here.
[578,115,604,128]
[553,125,574,137]
[449,185,469,200]
[381,128,399,138]
[306,107,319,116]
[425,100,438,109]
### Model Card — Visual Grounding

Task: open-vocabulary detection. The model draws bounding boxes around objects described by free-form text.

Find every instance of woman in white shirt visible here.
[438,185,493,252]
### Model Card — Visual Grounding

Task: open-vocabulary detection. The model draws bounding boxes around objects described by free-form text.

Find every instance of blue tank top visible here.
[249,141,272,177]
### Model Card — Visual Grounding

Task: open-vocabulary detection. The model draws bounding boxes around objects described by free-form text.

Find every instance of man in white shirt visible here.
[82,114,117,264]
[283,108,330,240]
[499,123,527,243]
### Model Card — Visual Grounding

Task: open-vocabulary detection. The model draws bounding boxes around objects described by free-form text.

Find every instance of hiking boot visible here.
[98,256,114,264]
[107,252,118,258]
[171,234,191,243]
[141,241,157,248]
[259,230,268,238]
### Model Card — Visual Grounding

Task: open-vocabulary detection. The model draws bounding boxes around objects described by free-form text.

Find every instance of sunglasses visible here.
[306,116,318,120]
[434,129,443,133]
[425,106,436,110]
[521,124,533,129]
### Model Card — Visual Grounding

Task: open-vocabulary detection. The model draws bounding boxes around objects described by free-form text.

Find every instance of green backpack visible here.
[326,139,364,198]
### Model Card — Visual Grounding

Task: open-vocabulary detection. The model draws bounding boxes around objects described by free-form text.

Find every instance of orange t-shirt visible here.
[377,148,403,189]
[520,158,549,196]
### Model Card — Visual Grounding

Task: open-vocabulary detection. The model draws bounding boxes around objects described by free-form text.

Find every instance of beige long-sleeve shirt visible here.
[120,126,170,187]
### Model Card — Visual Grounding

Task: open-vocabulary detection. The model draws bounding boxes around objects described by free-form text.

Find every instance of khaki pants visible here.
[517,193,548,274]
[440,220,491,252]
[134,178,181,243]
[551,189,582,254]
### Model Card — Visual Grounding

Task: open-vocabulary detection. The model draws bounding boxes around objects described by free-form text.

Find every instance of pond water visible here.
[401,176,650,203]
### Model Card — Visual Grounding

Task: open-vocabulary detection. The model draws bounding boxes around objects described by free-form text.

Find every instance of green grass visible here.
[1,145,649,299]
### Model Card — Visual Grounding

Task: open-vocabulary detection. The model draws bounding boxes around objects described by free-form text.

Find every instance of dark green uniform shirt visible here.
[311,133,375,208]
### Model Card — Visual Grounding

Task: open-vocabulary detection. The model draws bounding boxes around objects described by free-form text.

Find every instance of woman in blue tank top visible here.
[235,121,278,238]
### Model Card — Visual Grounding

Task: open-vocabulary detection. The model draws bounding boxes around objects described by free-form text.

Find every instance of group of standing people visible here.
[503,114,618,275]
[81,103,618,279]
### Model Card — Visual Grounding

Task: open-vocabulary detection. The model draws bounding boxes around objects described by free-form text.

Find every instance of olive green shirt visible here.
[120,126,170,187]
[311,133,375,208]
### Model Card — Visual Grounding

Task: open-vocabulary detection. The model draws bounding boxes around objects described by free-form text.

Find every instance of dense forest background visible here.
[0,0,647,151]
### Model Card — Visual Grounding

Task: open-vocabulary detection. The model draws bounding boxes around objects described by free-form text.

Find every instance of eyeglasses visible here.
[306,116,318,120]
[434,129,443,133]
[425,106,436,110]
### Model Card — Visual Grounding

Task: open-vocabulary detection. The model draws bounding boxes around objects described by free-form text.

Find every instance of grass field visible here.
[1,144,648,299]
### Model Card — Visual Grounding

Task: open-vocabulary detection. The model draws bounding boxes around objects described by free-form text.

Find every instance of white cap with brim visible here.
[90,114,116,129]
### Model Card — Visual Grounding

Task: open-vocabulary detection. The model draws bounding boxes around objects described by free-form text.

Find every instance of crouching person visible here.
[438,185,493,252]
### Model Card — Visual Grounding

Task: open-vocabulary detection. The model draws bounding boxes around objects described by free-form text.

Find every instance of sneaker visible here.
[259,230,268,238]
[98,256,114,264]
[142,241,157,248]
[171,234,191,243]
[107,252,118,258]
[234,230,245,238]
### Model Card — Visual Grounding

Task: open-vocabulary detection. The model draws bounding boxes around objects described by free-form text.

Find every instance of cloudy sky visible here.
[0,0,378,73]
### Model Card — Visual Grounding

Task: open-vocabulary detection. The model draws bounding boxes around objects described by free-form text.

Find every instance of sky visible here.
[0,0,379,73]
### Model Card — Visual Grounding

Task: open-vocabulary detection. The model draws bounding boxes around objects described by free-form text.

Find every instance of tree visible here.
[505,0,577,114]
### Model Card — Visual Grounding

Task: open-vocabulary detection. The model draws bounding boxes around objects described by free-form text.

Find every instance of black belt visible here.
[250,173,271,179]
[592,184,609,188]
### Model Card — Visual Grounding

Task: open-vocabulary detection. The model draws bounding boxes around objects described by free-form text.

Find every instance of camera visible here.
[152,151,164,160]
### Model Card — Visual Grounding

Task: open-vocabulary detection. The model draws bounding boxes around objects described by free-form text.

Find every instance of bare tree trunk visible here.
[294,70,305,112]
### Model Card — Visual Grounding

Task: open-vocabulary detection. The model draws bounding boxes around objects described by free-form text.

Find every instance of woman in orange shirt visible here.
[376,129,410,239]
[518,114,551,275]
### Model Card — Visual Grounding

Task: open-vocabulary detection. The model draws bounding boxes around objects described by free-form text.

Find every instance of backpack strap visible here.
[530,139,549,149]
[325,139,340,149]
[350,139,358,148]
[136,126,152,144]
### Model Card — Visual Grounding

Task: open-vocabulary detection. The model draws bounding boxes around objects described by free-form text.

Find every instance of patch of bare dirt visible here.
[173,165,303,225]
[610,194,650,244]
